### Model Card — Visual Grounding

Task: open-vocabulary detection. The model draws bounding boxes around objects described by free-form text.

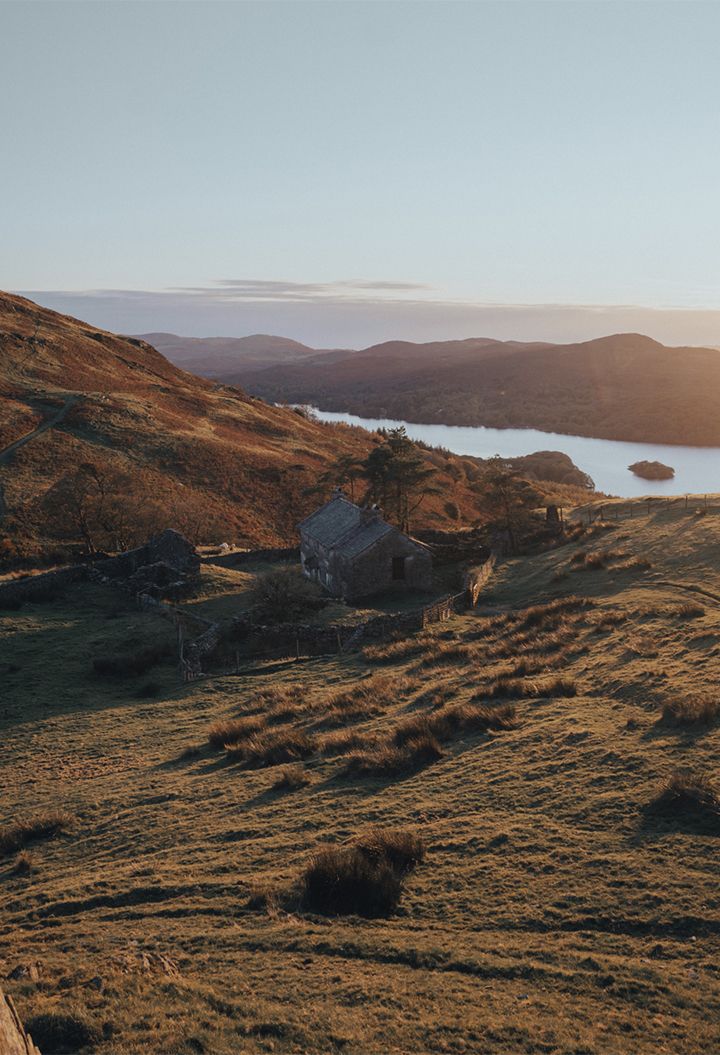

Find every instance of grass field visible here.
[2,501,720,1054]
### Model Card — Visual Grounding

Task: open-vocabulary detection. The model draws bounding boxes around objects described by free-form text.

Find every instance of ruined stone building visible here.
[299,490,432,601]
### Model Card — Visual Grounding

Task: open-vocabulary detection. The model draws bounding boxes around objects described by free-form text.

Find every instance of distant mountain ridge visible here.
[134,331,338,377]
[159,330,720,447]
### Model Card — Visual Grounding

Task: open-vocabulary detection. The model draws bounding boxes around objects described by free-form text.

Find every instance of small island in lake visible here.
[629,460,675,481]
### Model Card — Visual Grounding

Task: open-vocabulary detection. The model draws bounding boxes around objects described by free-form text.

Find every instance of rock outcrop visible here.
[0,986,41,1055]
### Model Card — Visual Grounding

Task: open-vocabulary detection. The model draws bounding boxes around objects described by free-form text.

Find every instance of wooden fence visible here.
[576,493,720,527]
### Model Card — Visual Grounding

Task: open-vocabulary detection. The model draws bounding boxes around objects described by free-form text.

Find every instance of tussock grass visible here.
[234,729,317,768]
[272,764,312,791]
[393,701,517,746]
[418,641,474,668]
[341,733,444,778]
[675,602,705,619]
[594,611,628,631]
[319,675,409,726]
[649,771,720,820]
[488,675,577,700]
[515,596,594,630]
[362,637,424,664]
[12,851,34,876]
[207,715,267,749]
[320,729,381,756]
[301,828,425,917]
[0,812,72,856]
[661,695,720,727]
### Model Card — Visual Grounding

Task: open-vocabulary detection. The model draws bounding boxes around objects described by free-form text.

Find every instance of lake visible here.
[306,407,720,498]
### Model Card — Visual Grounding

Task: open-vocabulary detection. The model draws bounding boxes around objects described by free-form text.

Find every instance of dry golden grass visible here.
[4,508,720,1054]
[301,828,426,917]
[661,695,720,727]
[271,764,312,792]
[0,812,71,856]
[207,715,267,749]
[648,770,720,822]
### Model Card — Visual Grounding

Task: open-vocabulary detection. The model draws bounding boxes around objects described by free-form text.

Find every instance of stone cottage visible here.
[299,490,432,601]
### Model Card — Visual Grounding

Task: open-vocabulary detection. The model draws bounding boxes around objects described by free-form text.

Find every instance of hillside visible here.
[136,332,330,377]
[3,500,720,1053]
[224,332,720,446]
[1,293,552,563]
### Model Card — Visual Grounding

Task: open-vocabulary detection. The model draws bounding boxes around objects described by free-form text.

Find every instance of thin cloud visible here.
[169,278,435,302]
[16,285,720,349]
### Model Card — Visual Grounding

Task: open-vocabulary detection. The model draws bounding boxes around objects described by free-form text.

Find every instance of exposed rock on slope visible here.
[0,987,41,1055]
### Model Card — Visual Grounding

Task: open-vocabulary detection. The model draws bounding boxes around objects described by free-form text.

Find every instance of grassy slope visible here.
[2,503,720,1054]
[0,292,508,550]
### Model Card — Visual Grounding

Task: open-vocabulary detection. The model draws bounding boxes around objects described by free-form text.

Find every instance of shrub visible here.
[301,827,424,917]
[0,812,71,856]
[25,1012,100,1054]
[249,568,327,623]
[649,771,720,820]
[676,603,705,619]
[661,696,720,727]
[207,715,267,749]
[272,764,311,791]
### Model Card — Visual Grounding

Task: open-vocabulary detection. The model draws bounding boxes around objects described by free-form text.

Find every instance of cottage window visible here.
[392,556,406,581]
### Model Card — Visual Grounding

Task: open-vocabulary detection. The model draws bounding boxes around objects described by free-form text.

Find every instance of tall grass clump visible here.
[0,812,72,856]
[301,828,425,917]
[661,696,720,727]
[207,715,267,749]
[648,771,720,822]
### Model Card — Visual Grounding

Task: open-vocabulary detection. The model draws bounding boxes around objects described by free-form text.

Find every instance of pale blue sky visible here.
[3,0,720,345]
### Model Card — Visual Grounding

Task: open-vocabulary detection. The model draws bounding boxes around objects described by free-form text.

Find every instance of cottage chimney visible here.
[361,503,382,522]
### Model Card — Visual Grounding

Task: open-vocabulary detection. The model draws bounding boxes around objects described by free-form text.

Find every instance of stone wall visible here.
[0,530,199,609]
[0,565,87,608]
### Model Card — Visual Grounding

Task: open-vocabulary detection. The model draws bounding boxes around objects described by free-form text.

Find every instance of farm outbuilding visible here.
[299,489,433,602]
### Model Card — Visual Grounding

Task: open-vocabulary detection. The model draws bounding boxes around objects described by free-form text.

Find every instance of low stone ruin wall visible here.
[0,529,200,610]
[0,564,88,607]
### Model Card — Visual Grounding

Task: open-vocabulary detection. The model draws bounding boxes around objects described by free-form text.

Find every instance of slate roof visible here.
[299,495,395,558]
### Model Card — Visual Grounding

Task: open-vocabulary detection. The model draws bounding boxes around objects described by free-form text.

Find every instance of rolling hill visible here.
[135,332,332,378]
[206,331,720,447]
[0,293,591,566]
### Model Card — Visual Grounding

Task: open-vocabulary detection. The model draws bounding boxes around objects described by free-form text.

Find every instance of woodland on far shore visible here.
[159,331,720,447]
